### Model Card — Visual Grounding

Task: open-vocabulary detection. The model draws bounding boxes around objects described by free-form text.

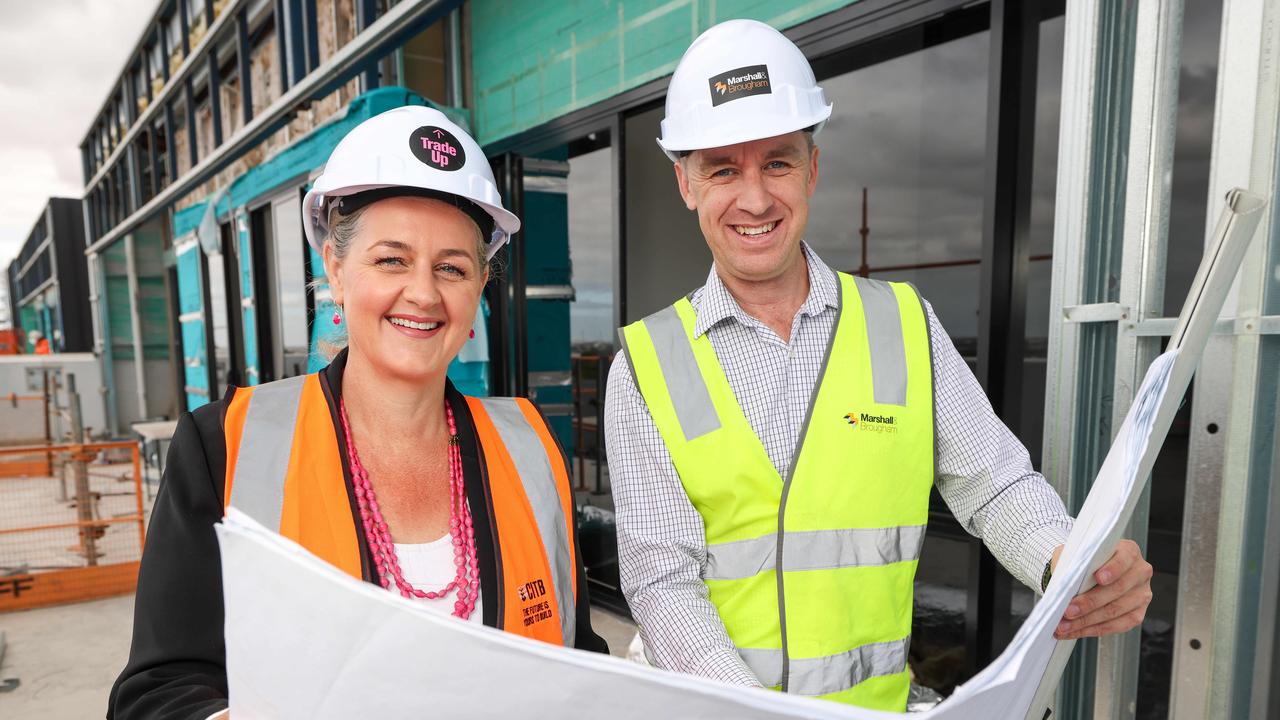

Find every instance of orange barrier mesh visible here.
[0,441,147,611]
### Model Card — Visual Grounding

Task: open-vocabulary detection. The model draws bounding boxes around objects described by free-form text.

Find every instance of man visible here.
[604,18,1153,711]
[29,329,50,355]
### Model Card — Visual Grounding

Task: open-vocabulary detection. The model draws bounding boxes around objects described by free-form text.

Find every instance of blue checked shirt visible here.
[605,243,1073,687]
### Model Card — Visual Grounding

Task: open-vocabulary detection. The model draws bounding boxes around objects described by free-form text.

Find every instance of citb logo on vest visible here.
[844,412,899,434]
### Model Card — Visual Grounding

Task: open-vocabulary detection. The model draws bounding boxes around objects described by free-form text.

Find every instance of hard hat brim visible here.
[303,184,520,259]
[656,105,832,162]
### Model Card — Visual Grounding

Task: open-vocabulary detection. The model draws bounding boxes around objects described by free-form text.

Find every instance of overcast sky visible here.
[0,0,155,266]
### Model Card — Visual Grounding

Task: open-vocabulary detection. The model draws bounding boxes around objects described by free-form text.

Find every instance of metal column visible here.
[444,8,464,107]
[1174,1,1280,717]
[1096,1,1184,717]
[1041,1,1139,717]
[124,235,149,423]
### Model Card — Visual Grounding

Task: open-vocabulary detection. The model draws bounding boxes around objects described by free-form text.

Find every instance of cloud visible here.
[0,0,157,266]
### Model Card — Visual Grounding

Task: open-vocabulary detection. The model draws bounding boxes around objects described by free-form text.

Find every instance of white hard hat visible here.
[303,105,520,260]
[657,19,832,161]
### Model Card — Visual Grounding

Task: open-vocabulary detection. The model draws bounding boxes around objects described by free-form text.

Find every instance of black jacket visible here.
[108,351,608,719]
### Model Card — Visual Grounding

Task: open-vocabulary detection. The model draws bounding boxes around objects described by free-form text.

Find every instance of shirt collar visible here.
[692,242,840,338]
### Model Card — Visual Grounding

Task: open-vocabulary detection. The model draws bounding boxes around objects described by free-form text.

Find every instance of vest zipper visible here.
[775,272,843,693]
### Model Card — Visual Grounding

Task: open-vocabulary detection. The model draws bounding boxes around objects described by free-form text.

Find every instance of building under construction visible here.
[1,1,1277,718]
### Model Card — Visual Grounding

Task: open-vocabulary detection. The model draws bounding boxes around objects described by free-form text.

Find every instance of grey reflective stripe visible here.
[230,375,306,529]
[479,397,576,647]
[641,305,720,441]
[853,276,908,406]
[704,525,926,581]
[740,637,910,695]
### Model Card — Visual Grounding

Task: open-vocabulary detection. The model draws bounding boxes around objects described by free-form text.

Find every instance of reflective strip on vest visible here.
[477,397,577,647]
[230,374,306,527]
[641,305,720,441]
[704,525,926,581]
[738,636,911,696]
[852,276,908,406]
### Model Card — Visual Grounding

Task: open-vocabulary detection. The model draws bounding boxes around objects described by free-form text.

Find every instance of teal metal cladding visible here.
[175,240,210,410]
[469,0,861,145]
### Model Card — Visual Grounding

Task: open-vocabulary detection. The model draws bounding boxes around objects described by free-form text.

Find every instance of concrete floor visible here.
[0,593,637,719]
[0,594,135,719]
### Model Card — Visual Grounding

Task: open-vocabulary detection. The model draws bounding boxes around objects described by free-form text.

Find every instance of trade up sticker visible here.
[410,125,466,171]
[708,64,771,107]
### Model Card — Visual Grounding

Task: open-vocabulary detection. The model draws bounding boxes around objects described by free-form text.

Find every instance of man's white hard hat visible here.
[657,19,833,162]
[302,105,520,260]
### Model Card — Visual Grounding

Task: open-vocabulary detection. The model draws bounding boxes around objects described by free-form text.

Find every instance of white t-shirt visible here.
[390,534,484,624]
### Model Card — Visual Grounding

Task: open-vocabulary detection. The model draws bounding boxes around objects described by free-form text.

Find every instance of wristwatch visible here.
[1041,561,1053,592]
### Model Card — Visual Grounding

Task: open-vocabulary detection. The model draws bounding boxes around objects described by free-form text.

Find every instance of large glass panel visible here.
[568,139,615,500]
[270,192,309,378]
[807,30,989,353]
[1008,10,1066,643]
[569,145,614,346]
[401,21,447,103]
[807,28,991,694]
[205,247,231,398]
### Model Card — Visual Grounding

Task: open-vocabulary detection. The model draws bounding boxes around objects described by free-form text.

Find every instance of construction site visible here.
[0,0,1278,718]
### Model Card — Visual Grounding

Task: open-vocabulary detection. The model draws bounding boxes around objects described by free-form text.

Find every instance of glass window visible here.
[206,246,231,397]
[804,24,1001,694]
[807,30,990,348]
[270,191,309,377]
[569,145,614,346]
[400,21,447,101]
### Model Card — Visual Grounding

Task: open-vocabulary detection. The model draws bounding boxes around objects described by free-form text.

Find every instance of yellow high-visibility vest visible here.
[620,272,934,710]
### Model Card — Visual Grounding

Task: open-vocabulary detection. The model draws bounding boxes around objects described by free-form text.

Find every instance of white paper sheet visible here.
[216,350,1178,719]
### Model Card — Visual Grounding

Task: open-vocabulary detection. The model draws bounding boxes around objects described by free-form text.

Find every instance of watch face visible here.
[1041,562,1053,591]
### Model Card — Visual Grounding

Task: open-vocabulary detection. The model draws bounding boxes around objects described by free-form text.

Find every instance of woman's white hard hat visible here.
[302,105,520,260]
[657,19,832,161]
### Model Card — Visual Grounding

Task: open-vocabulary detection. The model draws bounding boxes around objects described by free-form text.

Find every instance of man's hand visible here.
[1050,539,1153,640]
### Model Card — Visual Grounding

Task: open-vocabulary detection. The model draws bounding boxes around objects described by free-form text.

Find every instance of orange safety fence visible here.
[0,440,147,612]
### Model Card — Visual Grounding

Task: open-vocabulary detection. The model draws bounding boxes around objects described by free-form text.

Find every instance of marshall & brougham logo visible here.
[708,64,772,107]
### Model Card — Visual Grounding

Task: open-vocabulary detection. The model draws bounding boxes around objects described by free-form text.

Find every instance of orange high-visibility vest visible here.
[221,373,578,647]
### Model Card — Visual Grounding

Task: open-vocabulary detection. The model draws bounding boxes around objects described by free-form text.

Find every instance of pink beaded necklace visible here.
[339,397,480,619]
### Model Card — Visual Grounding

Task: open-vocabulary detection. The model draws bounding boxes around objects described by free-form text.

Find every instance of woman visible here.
[109,106,608,720]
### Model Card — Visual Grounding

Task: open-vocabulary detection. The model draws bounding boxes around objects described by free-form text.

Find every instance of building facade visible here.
[5,198,93,354]
[77,1,1280,718]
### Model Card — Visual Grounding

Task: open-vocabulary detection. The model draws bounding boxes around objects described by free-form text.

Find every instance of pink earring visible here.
[469,329,475,339]
[332,309,342,325]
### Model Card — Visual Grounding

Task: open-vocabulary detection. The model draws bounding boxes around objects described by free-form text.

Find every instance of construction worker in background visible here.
[29,329,50,355]
[606,19,1154,711]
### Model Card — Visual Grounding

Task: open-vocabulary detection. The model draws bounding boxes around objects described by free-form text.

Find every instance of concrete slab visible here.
[0,594,133,719]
